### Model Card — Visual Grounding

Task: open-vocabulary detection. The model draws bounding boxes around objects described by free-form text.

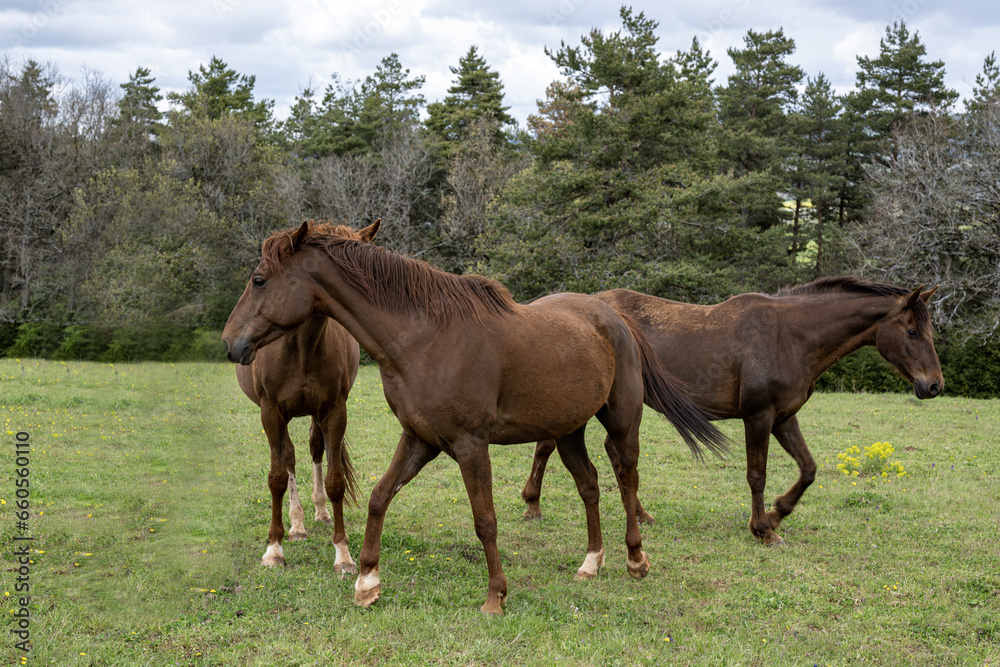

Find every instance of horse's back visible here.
[596,289,783,417]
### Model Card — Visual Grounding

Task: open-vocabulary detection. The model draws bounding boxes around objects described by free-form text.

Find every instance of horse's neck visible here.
[787,294,892,372]
[284,314,330,355]
[311,266,422,369]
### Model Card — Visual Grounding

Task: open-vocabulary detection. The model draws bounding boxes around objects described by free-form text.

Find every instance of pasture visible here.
[1,358,998,665]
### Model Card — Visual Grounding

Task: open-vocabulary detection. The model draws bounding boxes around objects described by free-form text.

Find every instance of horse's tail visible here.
[340,435,359,507]
[621,311,730,460]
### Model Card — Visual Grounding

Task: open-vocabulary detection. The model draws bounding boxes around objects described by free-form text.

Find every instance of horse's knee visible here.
[325,475,345,502]
[268,471,289,494]
[800,462,817,487]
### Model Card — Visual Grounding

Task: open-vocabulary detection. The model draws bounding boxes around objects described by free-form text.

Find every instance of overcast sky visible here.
[3,0,996,125]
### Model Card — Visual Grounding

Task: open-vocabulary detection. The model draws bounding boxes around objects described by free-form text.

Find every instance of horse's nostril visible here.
[929,382,941,396]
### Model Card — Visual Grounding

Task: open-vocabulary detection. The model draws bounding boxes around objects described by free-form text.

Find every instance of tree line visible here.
[2,7,1000,394]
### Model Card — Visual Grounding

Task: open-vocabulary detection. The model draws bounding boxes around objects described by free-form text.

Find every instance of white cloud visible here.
[2,0,994,125]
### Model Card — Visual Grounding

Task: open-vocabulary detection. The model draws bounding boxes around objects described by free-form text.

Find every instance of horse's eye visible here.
[906,329,918,339]
[252,276,266,288]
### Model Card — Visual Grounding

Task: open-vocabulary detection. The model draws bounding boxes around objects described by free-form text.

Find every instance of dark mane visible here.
[261,223,518,323]
[777,276,931,333]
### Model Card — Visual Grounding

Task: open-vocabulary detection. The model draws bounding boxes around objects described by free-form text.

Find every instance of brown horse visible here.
[222,221,727,615]
[521,278,944,546]
[234,220,379,572]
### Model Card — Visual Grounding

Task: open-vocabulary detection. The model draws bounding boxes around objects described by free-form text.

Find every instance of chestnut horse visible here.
[522,279,944,546]
[234,220,379,572]
[222,222,727,615]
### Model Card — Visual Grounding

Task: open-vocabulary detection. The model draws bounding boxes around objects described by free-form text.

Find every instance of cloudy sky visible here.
[3,0,996,125]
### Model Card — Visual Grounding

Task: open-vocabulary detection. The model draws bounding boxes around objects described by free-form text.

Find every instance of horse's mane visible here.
[261,222,518,323]
[777,276,931,332]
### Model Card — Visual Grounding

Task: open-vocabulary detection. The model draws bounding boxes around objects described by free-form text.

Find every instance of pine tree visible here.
[967,51,1000,114]
[296,54,426,158]
[112,67,163,163]
[167,56,275,133]
[426,45,514,155]
[716,28,804,229]
[847,21,958,161]
[786,74,849,272]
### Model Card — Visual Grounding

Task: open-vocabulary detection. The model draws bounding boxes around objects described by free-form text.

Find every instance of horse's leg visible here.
[318,403,355,576]
[744,413,785,546]
[308,417,333,525]
[355,433,440,609]
[521,439,556,521]
[595,404,650,579]
[766,415,816,531]
[553,428,605,580]
[602,444,655,525]
[261,402,296,566]
[286,467,307,541]
[451,434,508,615]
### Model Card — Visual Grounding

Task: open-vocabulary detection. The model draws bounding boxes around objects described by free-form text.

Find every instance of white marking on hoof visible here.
[354,566,381,607]
[574,549,605,580]
[333,540,357,577]
[261,543,285,568]
[627,550,651,578]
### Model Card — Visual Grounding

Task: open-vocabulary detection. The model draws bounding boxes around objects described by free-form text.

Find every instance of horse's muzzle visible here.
[914,378,943,399]
[224,338,256,365]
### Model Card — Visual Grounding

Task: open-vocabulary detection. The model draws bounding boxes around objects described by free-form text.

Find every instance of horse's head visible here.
[874,285,944,399]
[221,219,380,365]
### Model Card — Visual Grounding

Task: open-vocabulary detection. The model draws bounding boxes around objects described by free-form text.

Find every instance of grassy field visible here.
[1,358,998,666]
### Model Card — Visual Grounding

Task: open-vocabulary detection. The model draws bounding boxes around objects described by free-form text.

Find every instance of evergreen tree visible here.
[168,56,275,133]
[786,74,849,273]
[716,28,804,229]
[426,46,514,156]
[847,21,958,161]
[294,54,425,158]
[967,51,1000,113]
[112,67,163,164]
[480,7,788,302]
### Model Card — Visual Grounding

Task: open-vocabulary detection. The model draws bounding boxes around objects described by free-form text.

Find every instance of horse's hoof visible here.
[479,592,506,616]
[756,530,786,547]
[316,514,334,525]
[627,551,651,579]
[287,529,307,541]
[637,512,656,525]
[522,509,542,522]
[335,562,358,577]
[575,549,605,580]
[354,583,380,608]
[261,555,286,568]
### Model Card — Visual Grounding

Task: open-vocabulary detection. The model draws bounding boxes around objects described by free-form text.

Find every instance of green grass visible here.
[1,358,999,665]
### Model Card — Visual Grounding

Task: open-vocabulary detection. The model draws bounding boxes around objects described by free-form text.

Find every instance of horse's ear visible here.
[290,220,310,251]
[903,285,925,310]
[359,218,381,243]
[920,285,939,303]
